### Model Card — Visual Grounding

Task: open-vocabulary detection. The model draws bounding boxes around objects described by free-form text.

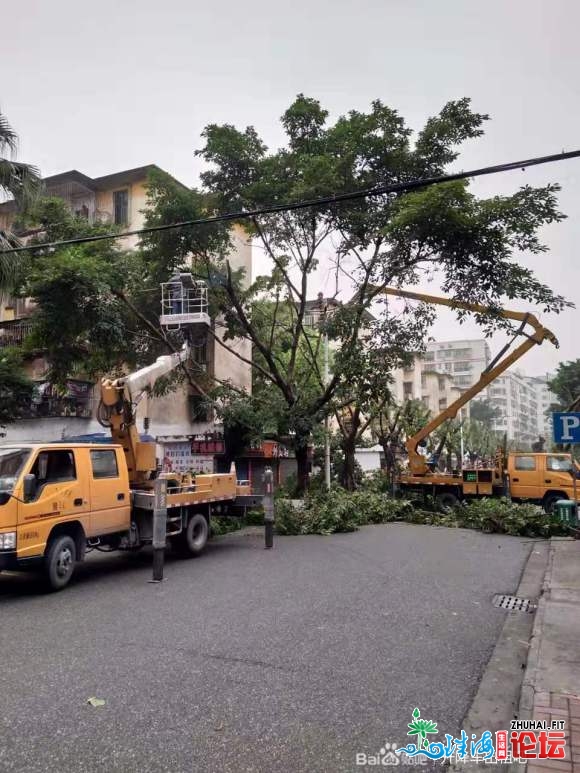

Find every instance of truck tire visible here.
[436,492,459,511]
[179,513,209,557]
[543,492,565,515]
[44,535,77,591]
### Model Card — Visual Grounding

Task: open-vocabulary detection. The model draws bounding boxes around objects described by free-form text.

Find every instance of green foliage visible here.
[25,245,131,383]
[10,195,185,389]
[452,497,567,537]
[470,399,502,426]
[273,488,567,538]
[549,360,580,410]
[274,490,418,535]
[0,110,42,290]
[0,352,33,419]
[210,517,244,537]
[0,348,34,431]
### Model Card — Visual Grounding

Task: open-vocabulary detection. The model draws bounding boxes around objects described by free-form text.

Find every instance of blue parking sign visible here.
[553,412,580,444]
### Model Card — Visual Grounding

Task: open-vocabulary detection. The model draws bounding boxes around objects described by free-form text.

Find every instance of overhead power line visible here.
[3,148,580,255]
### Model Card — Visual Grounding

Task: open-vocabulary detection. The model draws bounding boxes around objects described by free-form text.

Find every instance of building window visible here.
[189,394,212,422]
[191,341,208,369]
[403,381,413,398]
[113,189,129,225]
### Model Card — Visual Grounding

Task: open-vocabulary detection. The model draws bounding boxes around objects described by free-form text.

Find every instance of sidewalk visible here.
[519,538,580,772]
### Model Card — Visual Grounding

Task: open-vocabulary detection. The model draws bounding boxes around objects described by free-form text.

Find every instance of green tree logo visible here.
[407,708,438,750]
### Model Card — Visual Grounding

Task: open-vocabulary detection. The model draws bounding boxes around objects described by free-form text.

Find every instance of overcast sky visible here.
[2,0,578,377]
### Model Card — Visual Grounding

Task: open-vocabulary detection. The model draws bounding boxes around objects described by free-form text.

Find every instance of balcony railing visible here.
[20,397,96,420]
[0,319,34,348]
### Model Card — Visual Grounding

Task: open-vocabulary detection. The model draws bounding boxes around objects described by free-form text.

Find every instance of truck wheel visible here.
[181,513,209,557]
[44,535,77,591]
[436,492,459,511]
[543,493,564,515]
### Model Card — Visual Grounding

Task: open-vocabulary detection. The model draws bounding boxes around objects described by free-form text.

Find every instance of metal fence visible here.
[0,320,34,348]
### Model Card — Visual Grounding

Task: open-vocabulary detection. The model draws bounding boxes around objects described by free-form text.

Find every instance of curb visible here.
[449,540,551,773]
[517,539,555,720]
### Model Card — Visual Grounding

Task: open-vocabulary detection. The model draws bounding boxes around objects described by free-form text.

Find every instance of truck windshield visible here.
[0,448,31,495]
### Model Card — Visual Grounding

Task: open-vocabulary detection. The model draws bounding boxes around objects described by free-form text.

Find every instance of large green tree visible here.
[549,360,580,410]
[142,95,569,492]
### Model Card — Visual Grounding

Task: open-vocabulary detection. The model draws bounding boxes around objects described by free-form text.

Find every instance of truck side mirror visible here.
[22,474,37,503]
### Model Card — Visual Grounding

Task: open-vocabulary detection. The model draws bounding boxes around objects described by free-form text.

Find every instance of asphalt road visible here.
[0,524,531,773]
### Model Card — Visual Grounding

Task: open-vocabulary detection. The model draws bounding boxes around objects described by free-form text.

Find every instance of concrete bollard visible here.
[151,477,168,582]
[263,466,274,549]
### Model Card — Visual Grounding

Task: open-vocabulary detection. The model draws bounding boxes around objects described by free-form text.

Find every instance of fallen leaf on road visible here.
[87,697,106,707]
[214,722,224,731]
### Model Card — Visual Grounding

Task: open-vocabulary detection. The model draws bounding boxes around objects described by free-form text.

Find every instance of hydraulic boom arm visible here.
[99,344,190,484]
[379,287,559,476]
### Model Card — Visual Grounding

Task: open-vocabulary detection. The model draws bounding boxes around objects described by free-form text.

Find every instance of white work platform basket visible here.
[160,276,210,330]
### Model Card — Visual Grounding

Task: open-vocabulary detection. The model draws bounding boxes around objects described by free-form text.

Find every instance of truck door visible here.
[509,455,540,500]
[87,448,130,537]
[544,454,575,498]
[16,448,89,560]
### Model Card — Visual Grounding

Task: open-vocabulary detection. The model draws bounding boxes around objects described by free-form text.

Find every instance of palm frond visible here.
[0,158,42,209]
[0,111,18,158]
[0,229,24,297]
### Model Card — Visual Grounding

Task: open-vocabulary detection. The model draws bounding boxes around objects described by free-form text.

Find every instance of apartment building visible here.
[0,165,252,458]
[488,372,555,448]
[528,375,556,440]
[423,339,491,392]
[391,355,466,416]
[0,165,160,249]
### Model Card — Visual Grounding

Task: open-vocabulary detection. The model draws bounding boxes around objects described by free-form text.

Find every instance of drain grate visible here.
[492,594,537,612]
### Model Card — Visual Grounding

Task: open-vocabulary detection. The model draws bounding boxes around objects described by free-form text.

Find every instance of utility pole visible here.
[324,328,331,490]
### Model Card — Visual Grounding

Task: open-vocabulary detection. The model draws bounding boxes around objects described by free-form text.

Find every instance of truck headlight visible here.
[0,532,16,550]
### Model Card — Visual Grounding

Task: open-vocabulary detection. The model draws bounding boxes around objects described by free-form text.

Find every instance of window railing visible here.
[21,397,95,420]
[0,319,34,348]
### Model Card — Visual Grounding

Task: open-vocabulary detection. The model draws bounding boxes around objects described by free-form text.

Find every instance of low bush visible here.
[210,517,244,537]
[452,497,568,537]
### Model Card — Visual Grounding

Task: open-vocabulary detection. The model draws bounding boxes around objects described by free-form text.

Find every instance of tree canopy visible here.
[142,93,569,490]
[549,360,580,410]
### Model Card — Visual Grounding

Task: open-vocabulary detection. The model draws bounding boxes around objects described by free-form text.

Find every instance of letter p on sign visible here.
[553,412,580,444]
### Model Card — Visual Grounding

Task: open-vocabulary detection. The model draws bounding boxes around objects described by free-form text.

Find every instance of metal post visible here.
[324,331,331,490]
[459,407,465,470]
[150,478,167,582]
[263,466,274,549]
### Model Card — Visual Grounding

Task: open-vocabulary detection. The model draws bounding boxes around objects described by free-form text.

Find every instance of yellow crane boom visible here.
[378,286,559,475]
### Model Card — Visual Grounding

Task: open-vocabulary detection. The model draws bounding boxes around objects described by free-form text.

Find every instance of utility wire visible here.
[4,148,580,255]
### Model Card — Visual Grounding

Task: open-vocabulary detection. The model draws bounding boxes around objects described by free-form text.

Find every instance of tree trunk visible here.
[294,442,311,495]
[342,437,357,491]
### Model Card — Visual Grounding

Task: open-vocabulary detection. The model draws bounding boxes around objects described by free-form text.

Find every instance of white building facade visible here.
[487,371,555,448]
[423,339,491,393]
